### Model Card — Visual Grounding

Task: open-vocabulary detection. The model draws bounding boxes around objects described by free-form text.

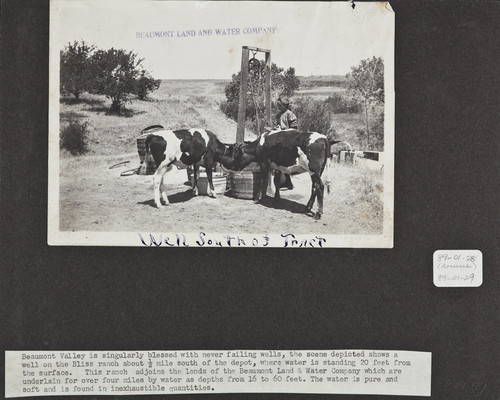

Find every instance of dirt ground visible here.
[58,154,383,235]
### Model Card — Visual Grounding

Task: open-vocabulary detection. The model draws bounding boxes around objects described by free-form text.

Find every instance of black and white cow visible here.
[145,128,230,208]
[225,129,332,220]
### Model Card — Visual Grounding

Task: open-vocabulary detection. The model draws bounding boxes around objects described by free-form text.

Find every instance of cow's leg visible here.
[273,171,282,202]
[255,163,269,203]
[313,175,325,220]
[153,170,162,208]
[205,163,216,198]
[192,164,199,196]
[305,175,317,213]
[283,173,294,190]
[153,164,170,208]
[160,171,169,205]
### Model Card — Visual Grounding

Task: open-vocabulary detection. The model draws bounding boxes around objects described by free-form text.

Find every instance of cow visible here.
[224,129,332,220]
[145,128,231,208]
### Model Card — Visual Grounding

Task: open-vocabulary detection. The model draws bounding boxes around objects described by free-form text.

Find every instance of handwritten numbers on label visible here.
[433,250,483,287]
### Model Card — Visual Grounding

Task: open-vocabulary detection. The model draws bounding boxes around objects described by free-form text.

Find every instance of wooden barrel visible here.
[229,165,272,199]
[136,136,147,163]
[230,171,262,199]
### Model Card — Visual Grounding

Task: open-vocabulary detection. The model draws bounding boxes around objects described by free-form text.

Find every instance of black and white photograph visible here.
[48,0,394,247]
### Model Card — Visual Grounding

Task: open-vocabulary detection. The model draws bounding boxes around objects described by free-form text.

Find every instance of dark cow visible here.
[225,129,332,220]
[145,128,230,208]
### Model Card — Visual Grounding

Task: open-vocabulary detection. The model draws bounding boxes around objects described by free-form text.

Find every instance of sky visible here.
[51,0,394,79]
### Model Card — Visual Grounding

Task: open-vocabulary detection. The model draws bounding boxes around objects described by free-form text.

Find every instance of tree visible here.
[276,66,301,98]
[135,70,161,100]
[347,56,384,147]
[60,41,94,100]
[220,62,300,133]
[88,48,143,113]
[294,97,333,135]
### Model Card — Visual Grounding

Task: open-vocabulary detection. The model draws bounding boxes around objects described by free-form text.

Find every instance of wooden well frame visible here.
[236,46,272,143]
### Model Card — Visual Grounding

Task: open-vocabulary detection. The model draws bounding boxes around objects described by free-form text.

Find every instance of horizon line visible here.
[157,74,349,81]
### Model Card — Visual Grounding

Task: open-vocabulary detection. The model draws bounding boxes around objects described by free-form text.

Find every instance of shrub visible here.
[219,100,239,123]
[135,71,161,100]
[293,97,333,134]
[60,119,89,155]
[325,93,362,114]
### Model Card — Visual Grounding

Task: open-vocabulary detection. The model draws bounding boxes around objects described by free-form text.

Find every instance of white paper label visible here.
[433,250,483,287]
[5,350,431,397]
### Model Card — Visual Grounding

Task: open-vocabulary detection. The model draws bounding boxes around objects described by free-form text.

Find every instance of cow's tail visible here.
[324,157,333,195]
[324,138,333,195]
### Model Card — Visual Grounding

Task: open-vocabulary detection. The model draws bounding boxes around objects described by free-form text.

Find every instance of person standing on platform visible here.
[275,97,297,190]
[276,97,298,131]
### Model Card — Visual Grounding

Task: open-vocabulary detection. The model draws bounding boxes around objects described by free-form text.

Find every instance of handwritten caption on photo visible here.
[136,27,277,39]
[6,350,431,397]
[138,232,327,248]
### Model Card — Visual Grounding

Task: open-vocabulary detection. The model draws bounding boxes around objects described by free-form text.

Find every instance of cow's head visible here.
[221,143,255,171]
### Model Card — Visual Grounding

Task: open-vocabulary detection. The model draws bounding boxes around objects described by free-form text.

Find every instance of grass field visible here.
[60,79,241,156]
[295,86,346,98]
[57,79,385,236]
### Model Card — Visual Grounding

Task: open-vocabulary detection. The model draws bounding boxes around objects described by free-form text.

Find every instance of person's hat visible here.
[277,97,290,106]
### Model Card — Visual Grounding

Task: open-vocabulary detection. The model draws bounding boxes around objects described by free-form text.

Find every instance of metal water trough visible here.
[194,172,229,195]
